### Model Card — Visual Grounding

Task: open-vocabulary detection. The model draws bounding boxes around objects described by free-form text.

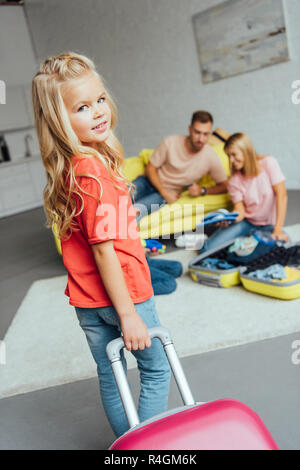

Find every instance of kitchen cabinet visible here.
[0,155,46,218]
[0,4,37,131]
[0,86,31,131]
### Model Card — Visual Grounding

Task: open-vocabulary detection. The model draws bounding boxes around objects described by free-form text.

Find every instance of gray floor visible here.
[0,191,300,450]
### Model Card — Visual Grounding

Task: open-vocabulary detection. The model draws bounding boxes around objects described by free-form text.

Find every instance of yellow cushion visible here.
[138,149,154,166]
[121,156,145,181]
[53,144,231,253]
[138,192,232,239]
[52,222,62,255]
[134,143,231,238]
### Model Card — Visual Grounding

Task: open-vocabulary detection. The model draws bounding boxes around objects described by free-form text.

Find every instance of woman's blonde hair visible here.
[224,133,260,178]
[32,51,132,241]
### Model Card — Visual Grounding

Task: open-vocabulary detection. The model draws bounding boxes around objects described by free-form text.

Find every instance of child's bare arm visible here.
[91,240,151,351]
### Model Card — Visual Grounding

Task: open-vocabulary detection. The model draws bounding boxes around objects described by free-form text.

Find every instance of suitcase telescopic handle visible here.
[106,326,195,429]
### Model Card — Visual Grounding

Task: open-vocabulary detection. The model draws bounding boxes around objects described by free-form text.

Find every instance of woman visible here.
[200,132,289,253]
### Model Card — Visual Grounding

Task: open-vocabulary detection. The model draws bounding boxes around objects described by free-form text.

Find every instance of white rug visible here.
[1,224,300,399]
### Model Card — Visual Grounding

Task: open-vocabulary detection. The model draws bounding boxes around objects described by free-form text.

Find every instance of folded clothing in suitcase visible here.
[107,327,279,450]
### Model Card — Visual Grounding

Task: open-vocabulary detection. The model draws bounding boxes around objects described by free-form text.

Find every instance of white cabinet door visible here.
[0,85,30,131]
[0,163,36,212]
[28,158,47,202]
[0,6,37,131]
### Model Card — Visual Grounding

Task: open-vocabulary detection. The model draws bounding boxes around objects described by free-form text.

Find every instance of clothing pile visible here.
[248,265,300,282]
[147,257,183,295]
[196,233,294,272]
[240,244,300,299]
[189,243,241,288]
[249,264,287,281]
[189,232,300,298]
[200,258,235,270]
[226,233,275,265]
[242,244,300,280]
[242,244,300,274]
[194,234,276,272]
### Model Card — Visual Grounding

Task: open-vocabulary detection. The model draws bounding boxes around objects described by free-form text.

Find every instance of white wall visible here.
[0,5,39,161]
[25,0,300,188]
[0,5,37,86]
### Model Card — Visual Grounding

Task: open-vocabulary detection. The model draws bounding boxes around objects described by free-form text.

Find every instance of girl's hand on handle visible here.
[120,311,152,351]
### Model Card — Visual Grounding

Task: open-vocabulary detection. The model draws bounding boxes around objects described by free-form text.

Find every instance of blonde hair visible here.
[32,52,132,241]
[224,133,260,178]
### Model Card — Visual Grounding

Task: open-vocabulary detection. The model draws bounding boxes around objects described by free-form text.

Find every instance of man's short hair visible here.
[191,110,213,126]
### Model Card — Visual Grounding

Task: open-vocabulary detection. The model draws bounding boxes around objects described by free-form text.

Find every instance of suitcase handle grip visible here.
[106,326,172,362]
[106,326,195,429]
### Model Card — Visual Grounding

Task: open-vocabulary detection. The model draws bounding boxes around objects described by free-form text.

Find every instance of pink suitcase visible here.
[107,326,279,450]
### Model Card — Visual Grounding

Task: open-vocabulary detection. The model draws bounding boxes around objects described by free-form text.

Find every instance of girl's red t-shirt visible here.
[60,154,153,308]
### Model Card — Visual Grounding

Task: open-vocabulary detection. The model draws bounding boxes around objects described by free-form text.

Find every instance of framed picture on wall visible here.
[193,0,290,84]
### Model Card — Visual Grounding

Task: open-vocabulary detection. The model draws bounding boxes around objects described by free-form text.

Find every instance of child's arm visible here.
[91,240,151,351]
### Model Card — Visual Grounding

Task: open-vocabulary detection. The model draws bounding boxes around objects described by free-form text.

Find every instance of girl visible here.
[32,52,170,438]
[200,132,289,253]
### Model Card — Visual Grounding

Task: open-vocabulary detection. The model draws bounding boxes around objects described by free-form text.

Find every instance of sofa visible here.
[123,144,232,239]
[52,141,232,254]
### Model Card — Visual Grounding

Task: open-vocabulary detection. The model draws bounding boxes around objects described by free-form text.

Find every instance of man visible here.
[133,111,228,221]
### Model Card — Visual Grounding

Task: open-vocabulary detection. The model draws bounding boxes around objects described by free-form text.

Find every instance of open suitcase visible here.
[239,244,300,300]
[188,239,241,288]
[189,237,300,300]
[107,326,279,450]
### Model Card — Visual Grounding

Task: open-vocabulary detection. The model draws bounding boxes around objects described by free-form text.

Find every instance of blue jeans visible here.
[147,258,183,295]
[200,219,274,253]
[75,295,171,438]
[131,175,166,222]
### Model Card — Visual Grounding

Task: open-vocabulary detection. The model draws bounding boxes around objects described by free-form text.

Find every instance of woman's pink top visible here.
[227,156,285,226]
